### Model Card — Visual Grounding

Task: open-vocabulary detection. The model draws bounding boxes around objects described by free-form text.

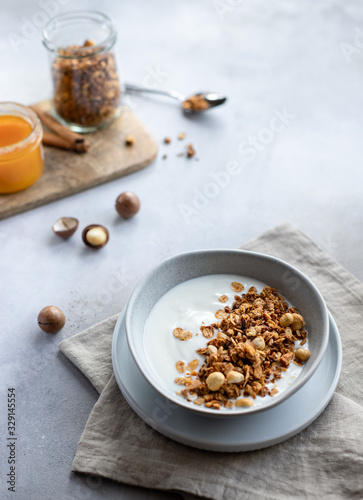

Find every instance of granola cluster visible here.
[173,283,310,410]
[51,40,121,127]
[182,95,210,111]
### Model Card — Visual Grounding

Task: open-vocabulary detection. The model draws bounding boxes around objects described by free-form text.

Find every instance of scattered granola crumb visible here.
[186,143,195,158]
[215,309,228,320]
[186,359,199,371]
[219,295,228,303]
[200,325,214,339]
[164,137,171,144]
[125,135,135,146]
[231,281,244,292]
[178,132,186,140]
[162,154,167,160]
[293,360,303,367]
[205,400,222,410]
[193,397,205,406]
[173,327,193,341]
[177,152,185,157]
[176,360,186,373]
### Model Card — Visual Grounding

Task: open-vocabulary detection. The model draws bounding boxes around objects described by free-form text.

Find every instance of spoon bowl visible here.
[182,92,227,114]
[124,83,227,114]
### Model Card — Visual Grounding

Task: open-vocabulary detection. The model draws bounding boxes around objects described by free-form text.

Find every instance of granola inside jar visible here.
[42,11,122,132]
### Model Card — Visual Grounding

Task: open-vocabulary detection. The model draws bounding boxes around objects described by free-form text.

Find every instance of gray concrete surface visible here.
[0,0,362,498]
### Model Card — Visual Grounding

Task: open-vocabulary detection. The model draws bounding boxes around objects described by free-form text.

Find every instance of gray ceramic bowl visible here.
[125,249,329,416]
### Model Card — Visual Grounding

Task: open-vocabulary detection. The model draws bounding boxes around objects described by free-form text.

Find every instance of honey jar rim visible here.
[0,102,43,158]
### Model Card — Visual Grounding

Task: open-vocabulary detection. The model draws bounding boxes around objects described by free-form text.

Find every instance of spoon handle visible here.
[123,83,184,102]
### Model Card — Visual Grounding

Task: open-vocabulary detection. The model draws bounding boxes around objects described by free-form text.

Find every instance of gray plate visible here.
[112,308,342,452]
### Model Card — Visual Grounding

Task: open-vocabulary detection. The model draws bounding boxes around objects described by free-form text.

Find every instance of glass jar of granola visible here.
[42,11,122,133]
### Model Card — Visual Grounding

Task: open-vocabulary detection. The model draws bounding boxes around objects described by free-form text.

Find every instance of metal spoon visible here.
[124,83,227,113]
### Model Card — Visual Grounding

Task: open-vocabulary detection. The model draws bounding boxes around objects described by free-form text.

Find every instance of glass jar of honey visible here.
[0,103,44,194]
[42,11,122,133]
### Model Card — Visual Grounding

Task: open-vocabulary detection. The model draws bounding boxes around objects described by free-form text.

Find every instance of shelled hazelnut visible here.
[82,224,109,249]
[206,372,225,391]
[38,306,65,334]
[295,348,311,362]
[291,313,305,331]
[115,192,140,218]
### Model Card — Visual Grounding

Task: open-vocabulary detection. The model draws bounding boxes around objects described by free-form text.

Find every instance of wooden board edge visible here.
[0,148,158,221]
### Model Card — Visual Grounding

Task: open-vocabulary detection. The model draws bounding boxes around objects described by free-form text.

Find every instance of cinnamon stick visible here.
[30,105,90,153]
[42,131,82,152]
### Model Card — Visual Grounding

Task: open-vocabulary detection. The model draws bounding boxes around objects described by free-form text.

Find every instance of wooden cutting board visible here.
[0,101,158,220]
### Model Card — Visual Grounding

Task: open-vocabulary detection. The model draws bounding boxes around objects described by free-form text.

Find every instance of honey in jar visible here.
[0,103,44,194]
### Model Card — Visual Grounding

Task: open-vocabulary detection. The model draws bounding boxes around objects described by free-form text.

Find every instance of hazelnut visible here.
[115,192,140,218]
[82,224,109,249]
[295,348,311,362]
[252,336,265,350]
[38,306,65,334]
[206,371,225,391]
[235,398,254,407]
[279,312,293,327]
[125,135,135,146]
[226,371,244,384]
[52,217,79,239]
[291,313,305,331]
[83,39,96,47]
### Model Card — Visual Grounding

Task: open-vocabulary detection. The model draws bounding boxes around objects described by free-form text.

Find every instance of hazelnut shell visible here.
[38,305,66,334]
[82,224,109,249]
[52,217,79,239]
[115,192,141,218]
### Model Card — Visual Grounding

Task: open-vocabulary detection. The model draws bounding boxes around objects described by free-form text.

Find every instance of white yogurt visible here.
[144,274,307,410]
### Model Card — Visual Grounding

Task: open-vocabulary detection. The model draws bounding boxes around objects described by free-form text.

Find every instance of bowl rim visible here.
[125,248,329,417]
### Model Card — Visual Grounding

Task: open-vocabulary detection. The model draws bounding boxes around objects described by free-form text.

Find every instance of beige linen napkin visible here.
[59,222,363,499]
